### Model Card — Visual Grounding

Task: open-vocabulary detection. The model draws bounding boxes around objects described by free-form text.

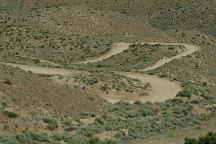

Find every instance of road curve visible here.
[140,42,200,71]
[75,42,130,64]
[0,42,200,104]
[102,72,182,104]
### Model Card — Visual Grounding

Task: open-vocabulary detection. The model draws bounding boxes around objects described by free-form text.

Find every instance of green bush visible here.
[64,117,76,131]
[3,79,12,85]
[115,130,126,140]
[53,132,71,141]
[95,117,105,125]
[65,126,76,132]
[128,127,143,139]
[126,111,140,118]
[42,117,58,130]
[83,77,98,85]
[16,133,50,143]
[0,133,50,144]
[67,135,88,144]
[0,136,17,143]
[67,136,116,144]
[177,82,203,98]
[87,95,97,101]
[3,111,18,118]
[138,104,155,117]
[185,132,216,144]
[177,89,192,98]
[65,117,73,127]
[80,123,105,135]
[100,84,108,92]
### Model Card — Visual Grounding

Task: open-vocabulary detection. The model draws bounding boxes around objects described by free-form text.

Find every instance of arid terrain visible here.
[0,0,216,144]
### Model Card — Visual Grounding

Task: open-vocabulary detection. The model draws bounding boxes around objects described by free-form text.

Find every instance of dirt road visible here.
[75,42,130,64]
[0,42,200,104]
[78,41,199,103]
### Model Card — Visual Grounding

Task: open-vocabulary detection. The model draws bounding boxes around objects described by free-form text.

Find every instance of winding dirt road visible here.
[0,42,200,104]
[76,42,199,103]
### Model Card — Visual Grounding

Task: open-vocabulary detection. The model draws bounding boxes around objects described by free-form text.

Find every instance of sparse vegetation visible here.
[185,132,216,144]
[0,1,216,144]
[42,117,58,130]
[177,81,205,98]
[89,44,183,71]
[82,77,99,85]
[0,133,50,144]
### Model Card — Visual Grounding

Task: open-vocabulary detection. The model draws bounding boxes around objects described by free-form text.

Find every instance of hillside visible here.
[0,0,216,144]
[0,64,108,135]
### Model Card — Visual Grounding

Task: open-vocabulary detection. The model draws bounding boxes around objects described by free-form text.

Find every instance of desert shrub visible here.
[65,117,73,127]
[200,93,213,100]
[202,82,208,87]
[0,133,51,144]
[16,133,50,143]
[0,133,51,143]
[83,77,98,85]
[126,111,140,118]
[138,104,156,117]
[38,74,54,77]
[115,101,132,111]
[104,120,126,131]
[42,117,58,130]
[172,105,190,115]
[3,111,18,118]
[177,89,192,98]
[185,132,216,144]
[1,102,8,107]
[128,126,144,139]
[100,84,108,92]
[53,132,71,141]
[154,44,162,47]
[95,117,105,125]
[100,139,117,144]
[3,79,12,85]
[87,95,97,101]
[64,118,76,132]
[67,136,116,144]
[168,46,175,50]
[115,130,126,140]
[185,138,199,144]
[177,82,203,98]
[134,100,142,105]
[78,124,105,137]
[0,136,18,143]
[65,126,76,132]
[167,98,184,104]
[66,135,88,144]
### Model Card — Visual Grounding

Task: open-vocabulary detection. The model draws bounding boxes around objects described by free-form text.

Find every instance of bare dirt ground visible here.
[0,41,200,104]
